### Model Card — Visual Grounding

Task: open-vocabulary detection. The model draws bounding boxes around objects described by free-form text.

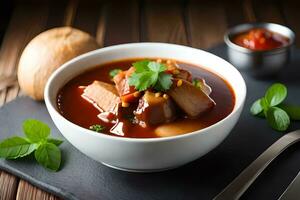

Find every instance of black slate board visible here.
[0,45,300,200]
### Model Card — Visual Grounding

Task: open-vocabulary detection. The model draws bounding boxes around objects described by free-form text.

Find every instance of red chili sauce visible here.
[233,28,289,51]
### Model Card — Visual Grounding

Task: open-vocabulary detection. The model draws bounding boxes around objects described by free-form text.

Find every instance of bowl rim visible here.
[44,42,247,143]
[224,22,295,54]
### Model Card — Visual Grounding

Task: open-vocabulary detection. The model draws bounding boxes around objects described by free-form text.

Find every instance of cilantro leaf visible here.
[35,143,61,171]
[128,60,173,92]
[23,119,50,142]
[148,61,167,72]
[109,69,122,78]
[154,73,172,91]
[0,137,37,159]
[133,60,150,73]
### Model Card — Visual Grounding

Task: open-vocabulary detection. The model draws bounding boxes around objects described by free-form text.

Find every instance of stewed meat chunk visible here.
[134,91,177,126]
[82,81,120,113]
[167,79,215,117]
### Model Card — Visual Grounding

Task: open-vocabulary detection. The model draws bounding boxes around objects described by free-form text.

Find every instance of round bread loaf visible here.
[18,27,99,100]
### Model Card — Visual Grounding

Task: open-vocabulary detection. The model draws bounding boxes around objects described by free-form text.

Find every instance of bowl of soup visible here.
[224,23,295,77]
[45,43,246,172]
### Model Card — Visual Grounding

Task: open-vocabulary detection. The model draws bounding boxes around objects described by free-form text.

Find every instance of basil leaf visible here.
[34,143,61,171]
[250,98,264,115]
[260,97,269,110]
[0,137,37,159]
[279,104,300,120]
[23,119,50,142]
[47,138,64,146]
[266,107,290,131]
[265,83,287,107]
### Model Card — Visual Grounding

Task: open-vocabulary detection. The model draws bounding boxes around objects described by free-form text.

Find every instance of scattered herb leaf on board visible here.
[250,83,300,131]
[0,119,63,171]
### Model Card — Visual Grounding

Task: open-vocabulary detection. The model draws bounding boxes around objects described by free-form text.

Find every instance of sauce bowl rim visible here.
[224,22,295,54]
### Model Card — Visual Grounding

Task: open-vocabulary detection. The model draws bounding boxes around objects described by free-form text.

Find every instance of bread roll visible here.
[18,27,99,100]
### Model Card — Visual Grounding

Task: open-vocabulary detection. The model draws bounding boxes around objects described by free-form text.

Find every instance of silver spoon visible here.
[214,130,300,200]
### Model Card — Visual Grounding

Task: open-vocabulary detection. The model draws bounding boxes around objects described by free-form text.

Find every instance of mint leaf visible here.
[47,138,64,146]
[109,69,122,78]
[0,137,37,159]
[279,104,300,120]
[266,107,290,131]
[250,98,264,115]
[265,83,287,107]
[35,143,61,171]
[23,119,50,142]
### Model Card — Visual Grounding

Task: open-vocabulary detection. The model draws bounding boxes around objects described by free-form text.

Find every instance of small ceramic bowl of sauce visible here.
[224,23,295,77]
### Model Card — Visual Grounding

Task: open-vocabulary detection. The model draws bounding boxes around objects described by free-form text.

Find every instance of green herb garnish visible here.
[192,79,202,89]
[89,124,105,132]
[109,69,122,78]
[250,83,300,131]
[128,60,173,92]
[0,119,63,171]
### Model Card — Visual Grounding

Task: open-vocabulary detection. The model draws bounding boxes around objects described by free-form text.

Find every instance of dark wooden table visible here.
[0,0,299,199]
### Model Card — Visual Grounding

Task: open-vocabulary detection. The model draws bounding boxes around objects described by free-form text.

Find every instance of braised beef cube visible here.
[134,91,177,126]
[82,81,120,113]
[113,67,136,97]
[167,79,215,117]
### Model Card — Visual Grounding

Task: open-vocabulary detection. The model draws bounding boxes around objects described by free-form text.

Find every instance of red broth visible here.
[57,59,235,138]
[233,28,289,51]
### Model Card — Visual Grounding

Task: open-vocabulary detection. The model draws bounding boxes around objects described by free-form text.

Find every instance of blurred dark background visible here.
[1,0,300,49]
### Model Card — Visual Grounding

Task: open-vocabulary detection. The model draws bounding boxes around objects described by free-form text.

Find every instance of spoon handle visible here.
[214,130,300,200]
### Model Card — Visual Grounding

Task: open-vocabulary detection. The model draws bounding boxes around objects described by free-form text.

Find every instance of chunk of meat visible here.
[167,79,215,117]
[134,91,177,126]
[82,81,120,112]
[113,67,136,97]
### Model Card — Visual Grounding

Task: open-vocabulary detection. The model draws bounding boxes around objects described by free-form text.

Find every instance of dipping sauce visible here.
[233,28,289,51]
[57,59,235,138]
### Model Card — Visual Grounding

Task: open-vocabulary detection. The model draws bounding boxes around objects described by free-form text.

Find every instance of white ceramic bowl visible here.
[45,43,246,172]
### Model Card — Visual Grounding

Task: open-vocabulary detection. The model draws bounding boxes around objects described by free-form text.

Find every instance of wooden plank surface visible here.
[187,0,227,49]
[0,172,18,200]
[104,0,139,45]
[0,1,61,200]
[0,0,299,199]
[143,0,188,45]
